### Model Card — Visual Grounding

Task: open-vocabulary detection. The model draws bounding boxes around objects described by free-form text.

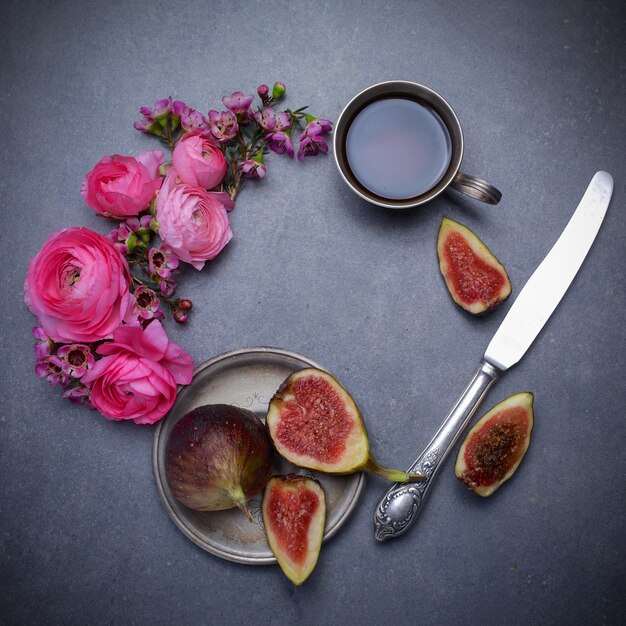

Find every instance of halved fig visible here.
[266,368,425,483]
[262,474,326,585]
[455,392,534,497]
[437,216,512,314]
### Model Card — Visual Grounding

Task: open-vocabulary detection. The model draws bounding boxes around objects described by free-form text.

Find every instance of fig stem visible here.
[230,486,253,522]
[365,457,426,483]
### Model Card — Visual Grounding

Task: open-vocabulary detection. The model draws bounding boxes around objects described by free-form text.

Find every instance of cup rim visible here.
[333,80,465,209]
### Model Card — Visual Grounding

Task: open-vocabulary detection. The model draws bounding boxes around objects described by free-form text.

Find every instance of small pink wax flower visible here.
[206,110,239,143]
[24,227,132,343]
[179,107,210,133]
[32,327,52,359]
[148,244,179,279]
[222,91,254,118]
[35,354,69,387]
[81,150,164,218]
[128,286,164,322]
[63,385,92,406]
[254,107,291,132]
[296,117,333,161]
[56,344,95,378]
[241,160,267,178]
[266,131,294,158]
[134,97,188,136]
[81,320,194,425]
[158,278,176,297]
[172,132,228,190]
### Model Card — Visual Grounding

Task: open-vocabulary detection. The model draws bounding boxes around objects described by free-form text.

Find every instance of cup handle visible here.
[449,171,502,205]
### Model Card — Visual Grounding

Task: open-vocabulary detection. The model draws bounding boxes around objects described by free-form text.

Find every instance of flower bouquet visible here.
[25,83,333,424]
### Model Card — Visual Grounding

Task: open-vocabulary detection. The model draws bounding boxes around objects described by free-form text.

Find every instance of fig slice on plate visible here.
[437,216,512,314]
[165,404,274,520]
[262,474,326,585]
[455,392,534,497]
[266,368,425,483]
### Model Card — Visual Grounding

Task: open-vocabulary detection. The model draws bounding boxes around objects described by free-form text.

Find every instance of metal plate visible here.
[153,347,366,565]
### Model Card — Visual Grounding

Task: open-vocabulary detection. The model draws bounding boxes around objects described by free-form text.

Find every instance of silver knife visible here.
[374,171,614,541]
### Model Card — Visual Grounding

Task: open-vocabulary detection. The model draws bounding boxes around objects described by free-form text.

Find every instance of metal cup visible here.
[333,81,502,209]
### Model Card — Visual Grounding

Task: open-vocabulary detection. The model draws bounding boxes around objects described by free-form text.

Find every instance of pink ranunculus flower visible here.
[81,150,164,218]
[24,228,132,343]
[155,170,232,270]
[171,132,227,190]
[81,320,194,425]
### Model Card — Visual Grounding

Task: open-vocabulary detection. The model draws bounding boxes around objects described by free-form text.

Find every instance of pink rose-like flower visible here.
[81,150,164,218]
[172,132,227,190]
[24,228,131,343]
[81,321,194,425]
[155,170,232,270]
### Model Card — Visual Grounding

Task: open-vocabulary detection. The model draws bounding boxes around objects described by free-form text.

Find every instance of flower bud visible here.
[257,84,269,99]
[272,82,286,100]
[173,310,188,323]
[125,232,138,254]
[178,299,193,311]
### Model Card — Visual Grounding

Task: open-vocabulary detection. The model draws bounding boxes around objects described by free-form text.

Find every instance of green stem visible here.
[229,486,252,522]
[364,456,426,483]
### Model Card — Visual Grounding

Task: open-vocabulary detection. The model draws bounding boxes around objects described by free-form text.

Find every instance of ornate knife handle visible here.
[374,360,501,541]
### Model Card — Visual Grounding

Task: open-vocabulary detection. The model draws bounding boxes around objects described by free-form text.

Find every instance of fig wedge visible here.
[165,404,274,520]
[266,368,425,483]
[437,216,512,314]
[455,392,534,497]
[262,474,325,585]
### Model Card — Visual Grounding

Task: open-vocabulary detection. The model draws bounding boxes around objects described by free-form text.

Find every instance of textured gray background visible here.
[1,0,625,624]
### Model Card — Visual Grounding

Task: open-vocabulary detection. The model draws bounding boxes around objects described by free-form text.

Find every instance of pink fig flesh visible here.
[262,474,326,585]
[437,217,512,314]
[455,392,534,497]
[266,368,424,483]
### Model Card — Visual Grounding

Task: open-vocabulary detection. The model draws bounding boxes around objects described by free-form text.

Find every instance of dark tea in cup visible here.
[334,81,501,209]
[345,97,452,200]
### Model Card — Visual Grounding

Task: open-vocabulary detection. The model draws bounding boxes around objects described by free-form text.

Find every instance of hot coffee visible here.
[345,97,452,200]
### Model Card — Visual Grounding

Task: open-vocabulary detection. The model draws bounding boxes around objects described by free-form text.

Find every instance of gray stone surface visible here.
[1,0,624,624]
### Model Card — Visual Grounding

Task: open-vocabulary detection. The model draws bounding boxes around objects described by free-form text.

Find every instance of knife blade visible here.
[374,171,614,541]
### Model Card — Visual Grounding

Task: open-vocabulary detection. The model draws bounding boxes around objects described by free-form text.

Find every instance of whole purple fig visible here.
[165,404,274,520]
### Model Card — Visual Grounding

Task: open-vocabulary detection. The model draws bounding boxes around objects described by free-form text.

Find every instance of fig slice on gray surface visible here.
[262,474,326,585]
[455,392,534,497]
[165,404,274,519]
[437,216,512,314]
[266,368,425,483]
